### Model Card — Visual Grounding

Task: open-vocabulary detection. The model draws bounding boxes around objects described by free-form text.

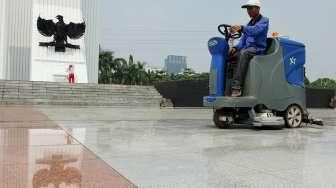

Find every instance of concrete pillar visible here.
[0,0,7,79]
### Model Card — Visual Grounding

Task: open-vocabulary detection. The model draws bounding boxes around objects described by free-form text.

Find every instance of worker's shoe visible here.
[231,90,242,97]
[231,84,242,97]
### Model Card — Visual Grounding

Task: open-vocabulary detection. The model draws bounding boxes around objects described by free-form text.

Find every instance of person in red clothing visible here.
[67,65,75,83]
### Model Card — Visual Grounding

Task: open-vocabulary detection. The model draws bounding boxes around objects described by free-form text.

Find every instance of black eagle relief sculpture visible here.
[37,15,85,52]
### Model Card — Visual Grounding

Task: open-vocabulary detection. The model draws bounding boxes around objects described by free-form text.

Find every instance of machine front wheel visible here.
[213,110,234,129]
[284,104,303,128]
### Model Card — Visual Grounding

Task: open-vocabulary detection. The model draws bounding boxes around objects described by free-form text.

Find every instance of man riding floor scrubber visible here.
[204,24,308,128]
[203,0,313,128]
[204,0,323,129]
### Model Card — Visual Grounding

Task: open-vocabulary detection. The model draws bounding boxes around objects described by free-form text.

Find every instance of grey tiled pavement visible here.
[40,107,336,188]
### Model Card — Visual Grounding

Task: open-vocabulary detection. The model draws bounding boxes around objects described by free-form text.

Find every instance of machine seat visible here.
[265,38,277,55]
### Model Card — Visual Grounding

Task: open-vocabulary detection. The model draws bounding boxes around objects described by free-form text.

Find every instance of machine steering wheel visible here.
[218,24,242,40]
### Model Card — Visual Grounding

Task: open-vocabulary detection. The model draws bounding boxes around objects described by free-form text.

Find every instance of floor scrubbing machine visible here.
[204,24,311,129]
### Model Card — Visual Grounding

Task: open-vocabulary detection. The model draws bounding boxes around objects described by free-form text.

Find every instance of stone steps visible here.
[0,80,163,107]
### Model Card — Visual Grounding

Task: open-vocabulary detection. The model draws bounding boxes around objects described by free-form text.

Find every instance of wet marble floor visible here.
[1,106,336,188]
[0,106,135,188]
[38,106,336,188]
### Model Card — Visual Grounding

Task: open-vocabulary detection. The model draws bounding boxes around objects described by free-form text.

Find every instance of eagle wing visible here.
[66,22,86,39]
[37,16,56,37]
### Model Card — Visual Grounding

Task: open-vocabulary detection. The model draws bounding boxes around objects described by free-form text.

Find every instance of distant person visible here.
[229,0,269,97]
[67,65,75,84]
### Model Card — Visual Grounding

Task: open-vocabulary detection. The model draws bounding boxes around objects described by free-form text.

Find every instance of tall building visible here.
[0,0,101,83]
[163,55,187,75]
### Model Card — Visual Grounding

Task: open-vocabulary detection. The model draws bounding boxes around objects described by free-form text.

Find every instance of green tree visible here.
[99,51,153,85]
[99,51,212,85]
[310,78,336,90]
[98,51,115,84]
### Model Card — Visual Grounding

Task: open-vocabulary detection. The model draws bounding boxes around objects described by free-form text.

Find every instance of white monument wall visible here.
[0,0,6,79]
[31,0,88,83]
[0,0,100,83]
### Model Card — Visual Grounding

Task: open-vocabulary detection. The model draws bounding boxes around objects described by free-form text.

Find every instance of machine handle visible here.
[218,24,242,40]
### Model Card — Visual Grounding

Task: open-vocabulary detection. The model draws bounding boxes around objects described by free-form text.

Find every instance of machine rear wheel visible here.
[214,110,234,129]
[284,105,303,128]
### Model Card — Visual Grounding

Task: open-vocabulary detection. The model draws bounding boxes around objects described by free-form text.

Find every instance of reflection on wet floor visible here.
[0,106,135,188]
[33,154,81,188]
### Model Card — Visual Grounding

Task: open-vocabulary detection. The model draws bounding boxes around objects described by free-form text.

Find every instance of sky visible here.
[100,0,336,81]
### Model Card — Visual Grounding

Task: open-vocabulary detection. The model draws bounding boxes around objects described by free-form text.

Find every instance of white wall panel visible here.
[7,0,32,80]
[0,0,6,79]
[82,0,101,83]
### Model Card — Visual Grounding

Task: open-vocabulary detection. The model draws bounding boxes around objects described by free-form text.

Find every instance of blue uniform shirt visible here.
[234,15,269,55]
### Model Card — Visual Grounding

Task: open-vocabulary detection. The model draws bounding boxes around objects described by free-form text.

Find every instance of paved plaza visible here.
[1,106,336,188]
